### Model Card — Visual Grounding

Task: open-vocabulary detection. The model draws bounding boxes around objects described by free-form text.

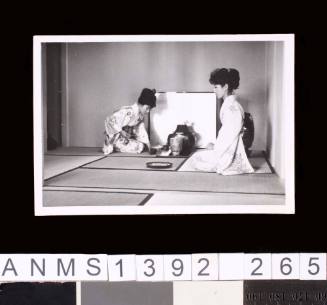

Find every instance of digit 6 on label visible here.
[272,254,300,279]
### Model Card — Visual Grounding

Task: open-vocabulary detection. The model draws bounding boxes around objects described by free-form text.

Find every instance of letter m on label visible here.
[57,258,75,276]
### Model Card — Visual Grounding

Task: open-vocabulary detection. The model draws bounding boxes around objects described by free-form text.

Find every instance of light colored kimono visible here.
[103,103,150,155]
[190,95,254,175]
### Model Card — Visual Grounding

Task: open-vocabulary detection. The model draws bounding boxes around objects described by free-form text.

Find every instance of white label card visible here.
[219,253,244,280]
[108,255,136,281]
[244,253,272,280]
[0,254,108,282]
[164,255,192,281]
[136,255,164,281]
[300,253,327,280]
[1,253,325,282]
[192,253,219,280]
[272,253,300,279]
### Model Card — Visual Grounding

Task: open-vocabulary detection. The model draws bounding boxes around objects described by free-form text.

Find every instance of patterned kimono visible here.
[103,103,150,155]
[190,95,254,175]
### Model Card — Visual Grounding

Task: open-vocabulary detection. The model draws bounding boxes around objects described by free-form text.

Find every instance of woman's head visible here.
[209,68,240,99]
[138,88,157,115]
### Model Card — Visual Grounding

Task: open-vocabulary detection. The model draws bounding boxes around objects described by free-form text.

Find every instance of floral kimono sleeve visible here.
[104,108,132,139]
[103,108,133,155]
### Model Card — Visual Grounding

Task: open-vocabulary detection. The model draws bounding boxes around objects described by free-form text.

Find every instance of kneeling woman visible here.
[103,88,156,155]
[190,68,254,175]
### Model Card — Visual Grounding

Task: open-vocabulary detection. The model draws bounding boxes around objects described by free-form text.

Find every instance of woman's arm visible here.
[103,108,133,155]
[214,104,243,156]
[104,108,132,138]
[134,122,151,150]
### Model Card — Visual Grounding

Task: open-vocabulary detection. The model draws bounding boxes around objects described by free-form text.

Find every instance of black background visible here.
[2,5,326,254]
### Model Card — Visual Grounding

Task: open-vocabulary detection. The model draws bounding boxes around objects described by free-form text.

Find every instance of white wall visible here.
[64,41,268,149]
[265,42,285,179]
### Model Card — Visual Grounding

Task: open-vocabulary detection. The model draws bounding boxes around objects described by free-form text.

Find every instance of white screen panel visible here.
[150,92,217,148]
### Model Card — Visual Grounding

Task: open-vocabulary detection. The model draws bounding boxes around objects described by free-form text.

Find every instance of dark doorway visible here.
[46,44,62,150]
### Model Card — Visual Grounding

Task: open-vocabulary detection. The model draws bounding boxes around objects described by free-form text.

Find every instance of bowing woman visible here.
[102,88,156,155]
[190,68,254,175]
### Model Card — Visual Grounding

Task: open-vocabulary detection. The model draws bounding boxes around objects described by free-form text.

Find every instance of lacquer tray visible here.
[146,161,173,169]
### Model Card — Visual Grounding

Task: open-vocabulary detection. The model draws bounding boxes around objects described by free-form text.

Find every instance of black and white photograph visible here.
[34,34,294,215]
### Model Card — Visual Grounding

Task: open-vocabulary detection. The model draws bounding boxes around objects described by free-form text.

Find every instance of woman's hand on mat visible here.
[103,144,114,155]
[206,142,215,150]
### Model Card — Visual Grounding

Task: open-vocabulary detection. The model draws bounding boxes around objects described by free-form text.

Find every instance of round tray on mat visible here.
[146,161,173,169]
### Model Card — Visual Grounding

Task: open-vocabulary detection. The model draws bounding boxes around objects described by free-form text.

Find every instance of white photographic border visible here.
[33,34,295,215]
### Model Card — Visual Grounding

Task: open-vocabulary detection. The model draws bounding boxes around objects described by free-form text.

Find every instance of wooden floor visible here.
[43,147,285,208]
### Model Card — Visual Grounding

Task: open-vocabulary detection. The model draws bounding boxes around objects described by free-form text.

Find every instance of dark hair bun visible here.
[209,68,240,92]
[138,88,157,108]
[227,68,240,91]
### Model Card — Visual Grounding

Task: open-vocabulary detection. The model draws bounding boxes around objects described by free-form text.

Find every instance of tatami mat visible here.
[146,192,284,206]
[43,155,105,179]
[45,168,285,194]
[83,156,187,171]
[249,157,273,173]
[45,146,184,158]
[46,147,104,156]
[43,190,151,206]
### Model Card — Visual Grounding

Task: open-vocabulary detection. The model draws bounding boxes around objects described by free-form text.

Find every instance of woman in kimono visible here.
[190,68,254,175]
[102,88,156,155]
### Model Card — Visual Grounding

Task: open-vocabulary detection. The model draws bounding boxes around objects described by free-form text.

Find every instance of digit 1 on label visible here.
[108,255,136,281]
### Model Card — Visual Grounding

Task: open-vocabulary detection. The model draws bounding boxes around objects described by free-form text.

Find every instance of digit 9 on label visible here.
[164,255,192,281]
